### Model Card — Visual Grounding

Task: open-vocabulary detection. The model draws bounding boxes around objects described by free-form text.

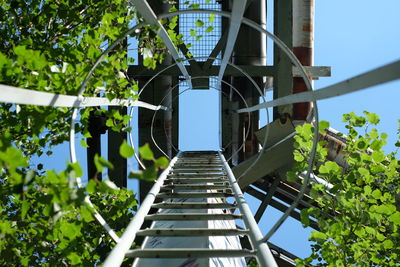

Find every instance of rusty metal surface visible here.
[292,0,314,120]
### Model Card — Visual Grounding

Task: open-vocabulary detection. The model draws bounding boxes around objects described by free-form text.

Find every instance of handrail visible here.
[219,152,278,267]
[103,153,180,267]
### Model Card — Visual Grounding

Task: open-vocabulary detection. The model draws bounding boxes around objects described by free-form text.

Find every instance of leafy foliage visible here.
[0,0,139,157]
[291,112,400,266]
[0,0,178,265]
[0,133,137,266]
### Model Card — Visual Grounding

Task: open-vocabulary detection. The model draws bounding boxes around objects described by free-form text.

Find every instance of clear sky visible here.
[31,0,400,260]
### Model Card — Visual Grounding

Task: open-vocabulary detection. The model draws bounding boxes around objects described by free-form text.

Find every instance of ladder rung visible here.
[172,170,224,173]
[157,192,234,198]
[126,248,256,258]
[174,163,221,166]
[176,159,219,162]
[174,164,223,167]
[161,184,230,190]
[164,178,228,183]
[137,228,248,236]
[145,213,242,221]
[152,202,236,209]
[171,170,225,174]
[168,173,225,178]
[172,167,223,170]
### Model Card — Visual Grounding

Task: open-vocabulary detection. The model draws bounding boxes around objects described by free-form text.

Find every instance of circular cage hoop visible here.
[140,74,252,165]
[128,56,259,167]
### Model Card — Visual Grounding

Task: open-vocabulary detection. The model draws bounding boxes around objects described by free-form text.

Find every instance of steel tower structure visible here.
[2,0,399,266]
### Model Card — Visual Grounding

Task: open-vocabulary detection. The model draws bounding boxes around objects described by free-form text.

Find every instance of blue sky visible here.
[31,0,400,259]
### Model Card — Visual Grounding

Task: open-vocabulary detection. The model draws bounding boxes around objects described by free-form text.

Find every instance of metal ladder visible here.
[104,151,277,267]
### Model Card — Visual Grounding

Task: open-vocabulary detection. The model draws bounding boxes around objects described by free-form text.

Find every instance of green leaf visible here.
[371,189,382,200]
[190,29,196,37]
[382,239,394,249]
[119,140,134,158]
[311,231,327,241]
[189,4,200,9]
[365,226,376,235]
[363,185,372,195]
[286,171,298,182]
[21,200,29,219]
[60,222,80,240]
[94,154,103,173]
[142,165,157,181]
[372,151,385,163]
[80,206,94,222]
[319,161,341,174]
[355,139,368,150]
[154,156,169,168]
[143,57,156,69]
[94,154,114,173]
[376,204,396,215]
[205,26,214,33]
[128,170,143,179]
[80,139,89,148]
[139,143,154,161]
[300,209,310,227]
[293,150,305,162]
[209,14,215,23]
[67,252,82,265]
[69,162,83,178]
[319,120,330,134]
[195,19,204,27]
[388,212,400,224]
[365,111,380,125]
[330,223,342,235]
[86,180,97,194]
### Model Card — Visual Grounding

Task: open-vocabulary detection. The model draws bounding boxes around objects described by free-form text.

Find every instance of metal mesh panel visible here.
[179,0,222,89]
[179,0,221,64]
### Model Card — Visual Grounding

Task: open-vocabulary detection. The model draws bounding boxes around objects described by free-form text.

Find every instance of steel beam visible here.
[237,60,400,113]
[202,30,228,70]
[0,83,171,109]
[217,0,247,81]
[254,177,281,223]
[87,110,105,181]
[108,107,127,187]
[221,77,234,161]
[127,64,330,78]
[273,0,293,120]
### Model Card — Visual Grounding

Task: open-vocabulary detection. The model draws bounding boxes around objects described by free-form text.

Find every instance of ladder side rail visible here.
[103,153,181,267]
[218,152,278,267]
